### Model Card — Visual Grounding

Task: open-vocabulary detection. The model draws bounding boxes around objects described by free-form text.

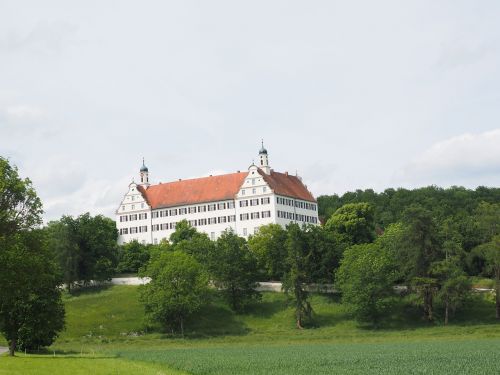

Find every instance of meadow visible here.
[2,285,500,374]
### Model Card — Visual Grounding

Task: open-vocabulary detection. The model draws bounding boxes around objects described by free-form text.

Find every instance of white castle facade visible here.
[115,144,319,245]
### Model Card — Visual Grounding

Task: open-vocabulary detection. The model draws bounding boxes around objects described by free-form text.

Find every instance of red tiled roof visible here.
[259,169,316,202]
[137,169,316,209]
[137,172,248,209]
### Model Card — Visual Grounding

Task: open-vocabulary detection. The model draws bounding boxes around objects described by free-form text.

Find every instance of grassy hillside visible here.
[3,285,500,374]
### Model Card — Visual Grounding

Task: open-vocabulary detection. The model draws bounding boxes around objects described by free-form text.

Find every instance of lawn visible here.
[0,354,186,375]
[2,285,500,374]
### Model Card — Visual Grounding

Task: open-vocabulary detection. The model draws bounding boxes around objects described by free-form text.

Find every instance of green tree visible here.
[336,242,397,325]
[47,213,118,290]
[140,251,208,336]
[116,240,151,274]
[209,230,261,311]
[282,224,313,329]
[430,258,471,325]
[324,202,375,246]
[0,157,65,356]
[170,220,214,265]
[0,157,42,237]
[248,224,288,280]
[476,235,500,319]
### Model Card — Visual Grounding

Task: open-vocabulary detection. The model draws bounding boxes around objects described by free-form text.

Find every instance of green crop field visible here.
[2,285,500,374]
[119,339,500,375]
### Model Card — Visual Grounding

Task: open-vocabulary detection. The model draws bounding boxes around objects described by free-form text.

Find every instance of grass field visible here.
[2,285,500,374]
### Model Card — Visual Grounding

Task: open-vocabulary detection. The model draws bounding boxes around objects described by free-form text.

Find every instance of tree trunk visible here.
[8,339,16,356]
[445,298,449,326]
[495,276,500,319]
[296,316,303,330]
[180,317,184,338]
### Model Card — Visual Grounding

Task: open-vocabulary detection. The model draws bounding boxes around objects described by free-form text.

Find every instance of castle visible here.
[115,143,318,244]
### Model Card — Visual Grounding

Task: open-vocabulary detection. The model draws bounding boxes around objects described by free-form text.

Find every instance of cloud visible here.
[396,129,500,187]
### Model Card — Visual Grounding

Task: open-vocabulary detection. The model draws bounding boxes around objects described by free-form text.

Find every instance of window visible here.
[141,203,144,208]
[179,207,187,215]
[151,224,159,232]
[239,200,248,207]
[131,196,135,201]
[217,202,226,210]
[152,211,159,218]
[154,238,158,244]
[189,207,197,214]
[243,228,247,236]
[198,218,207,226]
[263,186,267,193]
[227,201,235,209]
[228,215,236,222]
[208,203,217,211]
[170,209,177,216]
[218,216,227,224]
[262,211,271,218]
[139,213,147,220]
[251,212,260,219]
[211,232,215,240]
[130,227,138,234]
[129,214,138,221]
[189,220,197,227]
[131,204,135,210]
[241,189,246,195]
[198,205,207,212]
[122,206,125,211]
[240,213,249,221]
[208,217,217,225]
[252,188,256,194]
[252,179,256,185]
[139,226,148,233]
[250,199,259,206]
[169,222,177,229]
[120,215,128,222]
[160,223,168,230]
[261,197,270,205]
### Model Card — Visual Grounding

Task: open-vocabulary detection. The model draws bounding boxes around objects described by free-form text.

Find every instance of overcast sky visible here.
[1,1,500,221]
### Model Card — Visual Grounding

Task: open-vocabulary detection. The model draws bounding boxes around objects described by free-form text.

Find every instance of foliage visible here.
[0,156,43,237]
[282,224,313,329]
[430,257,471,325]
[140,251,209,335]
[0,158,65,356]
[209,230,261,311]
[46,213,119,291]
[336,242,397,324]
[170,220,214,264]
[117,240,151,274]
[248,224,288,280]
[324,202,375,246]
[476,235,500,318]
[0,231,65,354]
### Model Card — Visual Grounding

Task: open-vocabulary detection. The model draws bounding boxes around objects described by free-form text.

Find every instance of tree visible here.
[139,251,208,336]
[0,157,64,356]
[430,258,471,325]
[0,157,43,238]
[324,202,375,246]
[116,240,151,274]
[476,235,500,319]
[171,222,214,265]
[336,242,397,325]
[47,213,119,290]
[0,231,65,355]
[209,230,261,311]
[282,224,313,329]
[248,224,288,280]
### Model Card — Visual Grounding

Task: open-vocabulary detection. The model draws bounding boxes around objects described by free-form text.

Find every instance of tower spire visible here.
[258,140,270,174]
[139,158,150,186]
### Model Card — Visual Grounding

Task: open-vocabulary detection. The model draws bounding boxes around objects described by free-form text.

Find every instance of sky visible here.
[1,1,500,221]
